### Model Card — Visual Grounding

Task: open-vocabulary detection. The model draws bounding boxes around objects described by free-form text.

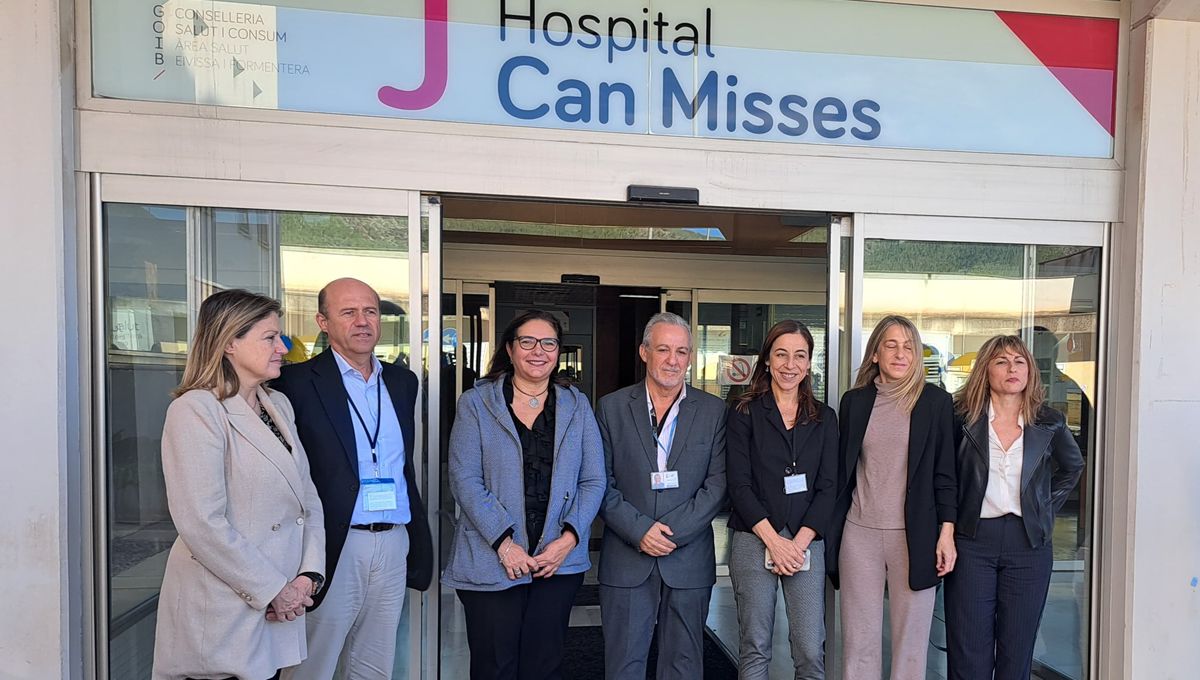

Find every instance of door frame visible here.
[90,174,426,680]
[843,213,1108,680]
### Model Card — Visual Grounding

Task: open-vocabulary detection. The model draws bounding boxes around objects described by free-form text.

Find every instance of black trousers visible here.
[457,572,585,680]
[944,514,1054,680]
[186,672,278,680]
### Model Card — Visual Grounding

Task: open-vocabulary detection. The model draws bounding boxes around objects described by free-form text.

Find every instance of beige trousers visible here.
[282,525,409,680]
[839,519,936,680]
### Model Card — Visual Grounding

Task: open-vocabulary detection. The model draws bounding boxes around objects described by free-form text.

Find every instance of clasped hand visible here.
[499,533,578,580]
[766,535,809,577]
[639,522,676,557]
[266,575,314,622]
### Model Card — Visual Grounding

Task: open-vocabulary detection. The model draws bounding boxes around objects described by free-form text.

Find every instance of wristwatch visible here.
[300,571,325,596]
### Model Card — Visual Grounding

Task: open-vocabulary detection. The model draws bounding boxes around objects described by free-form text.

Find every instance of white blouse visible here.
[981,401,1024,519]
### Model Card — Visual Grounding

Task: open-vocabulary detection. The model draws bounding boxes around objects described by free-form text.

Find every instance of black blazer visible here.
[953,405,1084,549]
[726,394,838,538]
[826,382,957,591]
[272,349,434,607]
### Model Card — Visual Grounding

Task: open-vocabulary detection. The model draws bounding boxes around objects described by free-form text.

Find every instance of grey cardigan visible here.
[441,377,605,591]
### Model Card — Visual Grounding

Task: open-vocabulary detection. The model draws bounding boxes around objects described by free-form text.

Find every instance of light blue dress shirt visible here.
[332,350,412,525]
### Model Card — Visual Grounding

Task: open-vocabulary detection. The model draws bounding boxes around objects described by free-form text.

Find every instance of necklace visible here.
[512,380,549,408]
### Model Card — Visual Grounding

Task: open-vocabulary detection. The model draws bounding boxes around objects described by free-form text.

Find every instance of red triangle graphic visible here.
[1047,66,1115,135]
[996,11,1119,135]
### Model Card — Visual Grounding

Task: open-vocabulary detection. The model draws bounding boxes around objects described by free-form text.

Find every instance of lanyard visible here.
[783,402,802,476]
[347,375,383,476]
[649,389,684,438]
[649,389,684,469]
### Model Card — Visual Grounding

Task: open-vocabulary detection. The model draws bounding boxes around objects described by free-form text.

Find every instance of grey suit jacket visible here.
[152,387,325,680]
[596,382,727,589]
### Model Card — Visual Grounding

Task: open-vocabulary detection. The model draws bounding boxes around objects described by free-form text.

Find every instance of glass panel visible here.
[861,238,1098,680]
[694,301,829,403]
[1030,245,1099,680]
[103,203,414,679]
[105,204,188,680]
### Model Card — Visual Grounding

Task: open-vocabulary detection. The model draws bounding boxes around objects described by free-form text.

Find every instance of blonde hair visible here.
[854,315,926,413]
[173,289,282,399]
[953,334,1045,425]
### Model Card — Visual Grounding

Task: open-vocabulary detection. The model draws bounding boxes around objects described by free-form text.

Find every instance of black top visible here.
[725,391,839,538]
[503,380,556,549]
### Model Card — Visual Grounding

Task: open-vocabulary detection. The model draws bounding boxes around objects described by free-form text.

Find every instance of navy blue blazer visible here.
[271,349,433,607]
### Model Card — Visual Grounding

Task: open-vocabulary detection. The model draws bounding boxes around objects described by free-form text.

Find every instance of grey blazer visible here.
[441,377,606,591]
[152,387,325,680]
[596,383,728,589]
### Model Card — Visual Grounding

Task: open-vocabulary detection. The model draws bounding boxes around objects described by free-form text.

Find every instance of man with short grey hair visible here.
[596,312,728,679]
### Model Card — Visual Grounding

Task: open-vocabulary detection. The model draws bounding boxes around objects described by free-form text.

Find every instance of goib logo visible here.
[377,0,448,110]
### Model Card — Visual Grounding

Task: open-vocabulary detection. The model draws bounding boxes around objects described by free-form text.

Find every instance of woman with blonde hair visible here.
[944,334,1083,680]
[826,314,957,680]
[152,289,325,680]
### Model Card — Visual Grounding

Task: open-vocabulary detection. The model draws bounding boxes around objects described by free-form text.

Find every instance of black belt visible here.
[351,522,396,532]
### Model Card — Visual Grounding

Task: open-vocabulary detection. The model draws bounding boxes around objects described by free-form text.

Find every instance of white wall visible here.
[1108,15,1200,680]
[0,0,80,677]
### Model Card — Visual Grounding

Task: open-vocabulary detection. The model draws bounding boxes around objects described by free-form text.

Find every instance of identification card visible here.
[361,477,398,512]
[784,473,808,495]
[650,470,680,490]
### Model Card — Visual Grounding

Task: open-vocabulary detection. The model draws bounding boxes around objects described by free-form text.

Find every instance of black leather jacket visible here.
[952,405,1084,549]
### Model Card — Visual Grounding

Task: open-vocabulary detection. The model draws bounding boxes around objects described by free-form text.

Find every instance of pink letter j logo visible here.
[378,0,448,111]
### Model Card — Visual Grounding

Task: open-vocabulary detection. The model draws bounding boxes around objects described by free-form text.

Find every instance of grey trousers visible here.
[282,525,409,680]
[839,520,936,680]
[728,530,826,680]
[599,562,713,680]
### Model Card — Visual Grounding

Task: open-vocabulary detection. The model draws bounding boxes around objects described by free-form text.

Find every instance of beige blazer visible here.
[152,386,325,680]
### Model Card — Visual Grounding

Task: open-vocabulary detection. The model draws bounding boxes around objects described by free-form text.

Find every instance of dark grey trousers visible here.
[729,530,827,680]
[599,562,713,680]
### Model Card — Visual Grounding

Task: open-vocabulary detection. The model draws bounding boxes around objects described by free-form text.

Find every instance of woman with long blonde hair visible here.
[944,334,1083,680]
[826,315,957,680]
[153,289,325,680]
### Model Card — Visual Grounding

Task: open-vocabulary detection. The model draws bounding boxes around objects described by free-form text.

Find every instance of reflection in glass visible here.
[861,239,1099,680]
[694,302,828,403]
[104,204,413,678]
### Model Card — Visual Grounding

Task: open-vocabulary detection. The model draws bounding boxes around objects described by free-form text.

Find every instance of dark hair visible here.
[734,320,822,423]
[483,310,571,386]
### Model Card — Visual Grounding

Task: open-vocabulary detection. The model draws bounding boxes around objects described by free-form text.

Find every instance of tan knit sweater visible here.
[848,378,910,530]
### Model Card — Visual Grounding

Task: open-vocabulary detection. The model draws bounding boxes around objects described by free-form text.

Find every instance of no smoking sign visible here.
[718,355,758,386]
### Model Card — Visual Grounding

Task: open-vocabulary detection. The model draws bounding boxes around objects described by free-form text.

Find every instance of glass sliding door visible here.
[854,231,1102,680]
[99,186,420,680]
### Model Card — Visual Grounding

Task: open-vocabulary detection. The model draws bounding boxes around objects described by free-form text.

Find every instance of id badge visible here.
[783,473,808,495]
[650,470,680,490]
[361,477,398,511]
